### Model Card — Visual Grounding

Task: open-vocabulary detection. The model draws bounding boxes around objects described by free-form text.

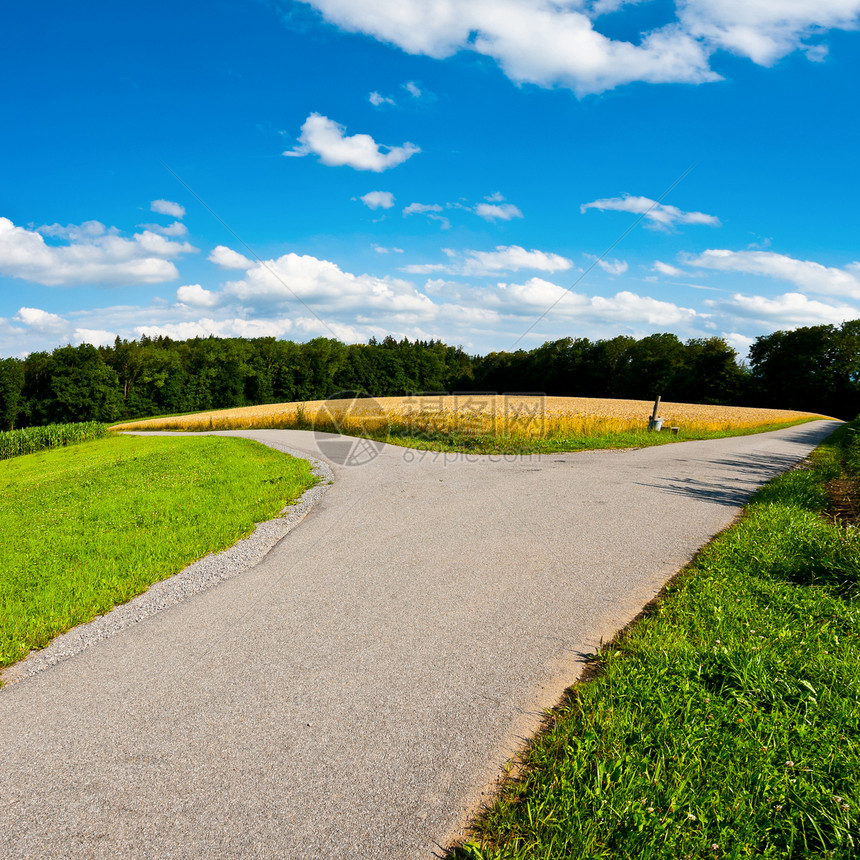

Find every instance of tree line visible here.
[0,321,858,430]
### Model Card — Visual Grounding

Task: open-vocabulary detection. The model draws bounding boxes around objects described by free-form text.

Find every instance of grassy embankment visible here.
[454,420,860,859]
[112,396,831,455]
[0,434,317,675]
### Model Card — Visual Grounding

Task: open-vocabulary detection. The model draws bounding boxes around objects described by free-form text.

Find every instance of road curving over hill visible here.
[0,420,839,858]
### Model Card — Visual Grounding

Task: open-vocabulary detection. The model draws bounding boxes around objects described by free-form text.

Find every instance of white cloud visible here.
[73,328,116,347]
[581,194,721,230]
[208,245,254,269]
[0,216,195,286]
[403,202,450,228]
[38,221,114,241]
[298,0,718,94]
[137,221,188,237]
[403,202,443,216]
[150,199,186,218]
[476,202,524,221]
[223,252,436,316]
[360,190,396,210]
[369,91,395,106]
[297,0,860,94]
[176,284,220,308]
[402,245,574,277]
[135,317,298,342]
[653,260,684,276]
[722,331,755,358]
[677,0,860,66]
[706,292,859,326]
[491,279,698,325]
[283,113,420,171]
[14,307,66,330]
[403,81,422,97]
[595,257,629,276]
[372,244,405,253]
[685,249,860,299]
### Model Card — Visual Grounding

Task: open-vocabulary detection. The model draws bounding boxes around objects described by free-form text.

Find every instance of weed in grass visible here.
[456,421,859,859]
[0,435,317,674]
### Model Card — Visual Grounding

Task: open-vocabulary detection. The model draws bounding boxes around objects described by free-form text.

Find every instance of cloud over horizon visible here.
[0,216,195,286]
[686,249,860,299]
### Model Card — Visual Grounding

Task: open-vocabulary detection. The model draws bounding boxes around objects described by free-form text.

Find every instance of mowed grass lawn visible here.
[456,424,860,859]
[0,434,317,673]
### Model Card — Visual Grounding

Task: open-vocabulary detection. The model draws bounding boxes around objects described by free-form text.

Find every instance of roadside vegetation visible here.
[0,435,317,675]
[0,421,106,461]
[113,395,828,456]
[454,420,860,858]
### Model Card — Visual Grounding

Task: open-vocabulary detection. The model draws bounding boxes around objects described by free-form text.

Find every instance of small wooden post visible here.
[650,395,661,422]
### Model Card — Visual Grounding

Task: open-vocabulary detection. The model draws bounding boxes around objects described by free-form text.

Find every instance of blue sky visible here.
[1,0,859,358]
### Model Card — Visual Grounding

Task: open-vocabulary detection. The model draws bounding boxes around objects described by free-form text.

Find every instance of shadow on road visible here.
[638,451,807,507]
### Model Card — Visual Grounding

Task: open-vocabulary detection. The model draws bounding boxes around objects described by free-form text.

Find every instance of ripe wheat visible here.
[112,396,828,440]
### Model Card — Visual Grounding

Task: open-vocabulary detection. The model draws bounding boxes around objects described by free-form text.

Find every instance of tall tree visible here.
[43,344,122,423]
[0,357,25,430]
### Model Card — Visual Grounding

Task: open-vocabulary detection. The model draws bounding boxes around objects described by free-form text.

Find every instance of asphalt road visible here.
[0,421,839,858]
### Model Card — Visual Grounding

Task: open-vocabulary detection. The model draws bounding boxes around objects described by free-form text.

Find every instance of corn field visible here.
[112,396,828,441]
[0,422,108,462]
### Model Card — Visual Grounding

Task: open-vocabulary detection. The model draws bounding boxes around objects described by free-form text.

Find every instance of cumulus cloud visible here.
[706,291,859,326]
[176,284,220,308]
[402,245,574,277]
[403,81,422,97]
[685,249,860,299]
[0,216,195,286]
[490,279,698,326]
[73,328,116,347]
[223,252,436,317]
[722,331,755,357]
[476,202,524,221]
[581,194,721,230]
[297,0,717,94]
[360,190,396,210]
[208,245,253,269]
[150,199,186,218]
[677,0,860,66]
[297,0,860,94]
[14,307,66,330]
[8,307,115,349]
[283,113,420,171]
[38,221,113,241]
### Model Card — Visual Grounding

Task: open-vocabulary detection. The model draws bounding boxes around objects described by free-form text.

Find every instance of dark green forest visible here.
[1,321,859,430]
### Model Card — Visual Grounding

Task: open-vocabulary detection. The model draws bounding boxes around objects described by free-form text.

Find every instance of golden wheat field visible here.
[112,395,831,440]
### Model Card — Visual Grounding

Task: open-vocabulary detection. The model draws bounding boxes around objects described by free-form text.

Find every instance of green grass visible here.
[456,422,859,859]
[376,417,824,456]
[0,421,107,461]
[0,435,317,674]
